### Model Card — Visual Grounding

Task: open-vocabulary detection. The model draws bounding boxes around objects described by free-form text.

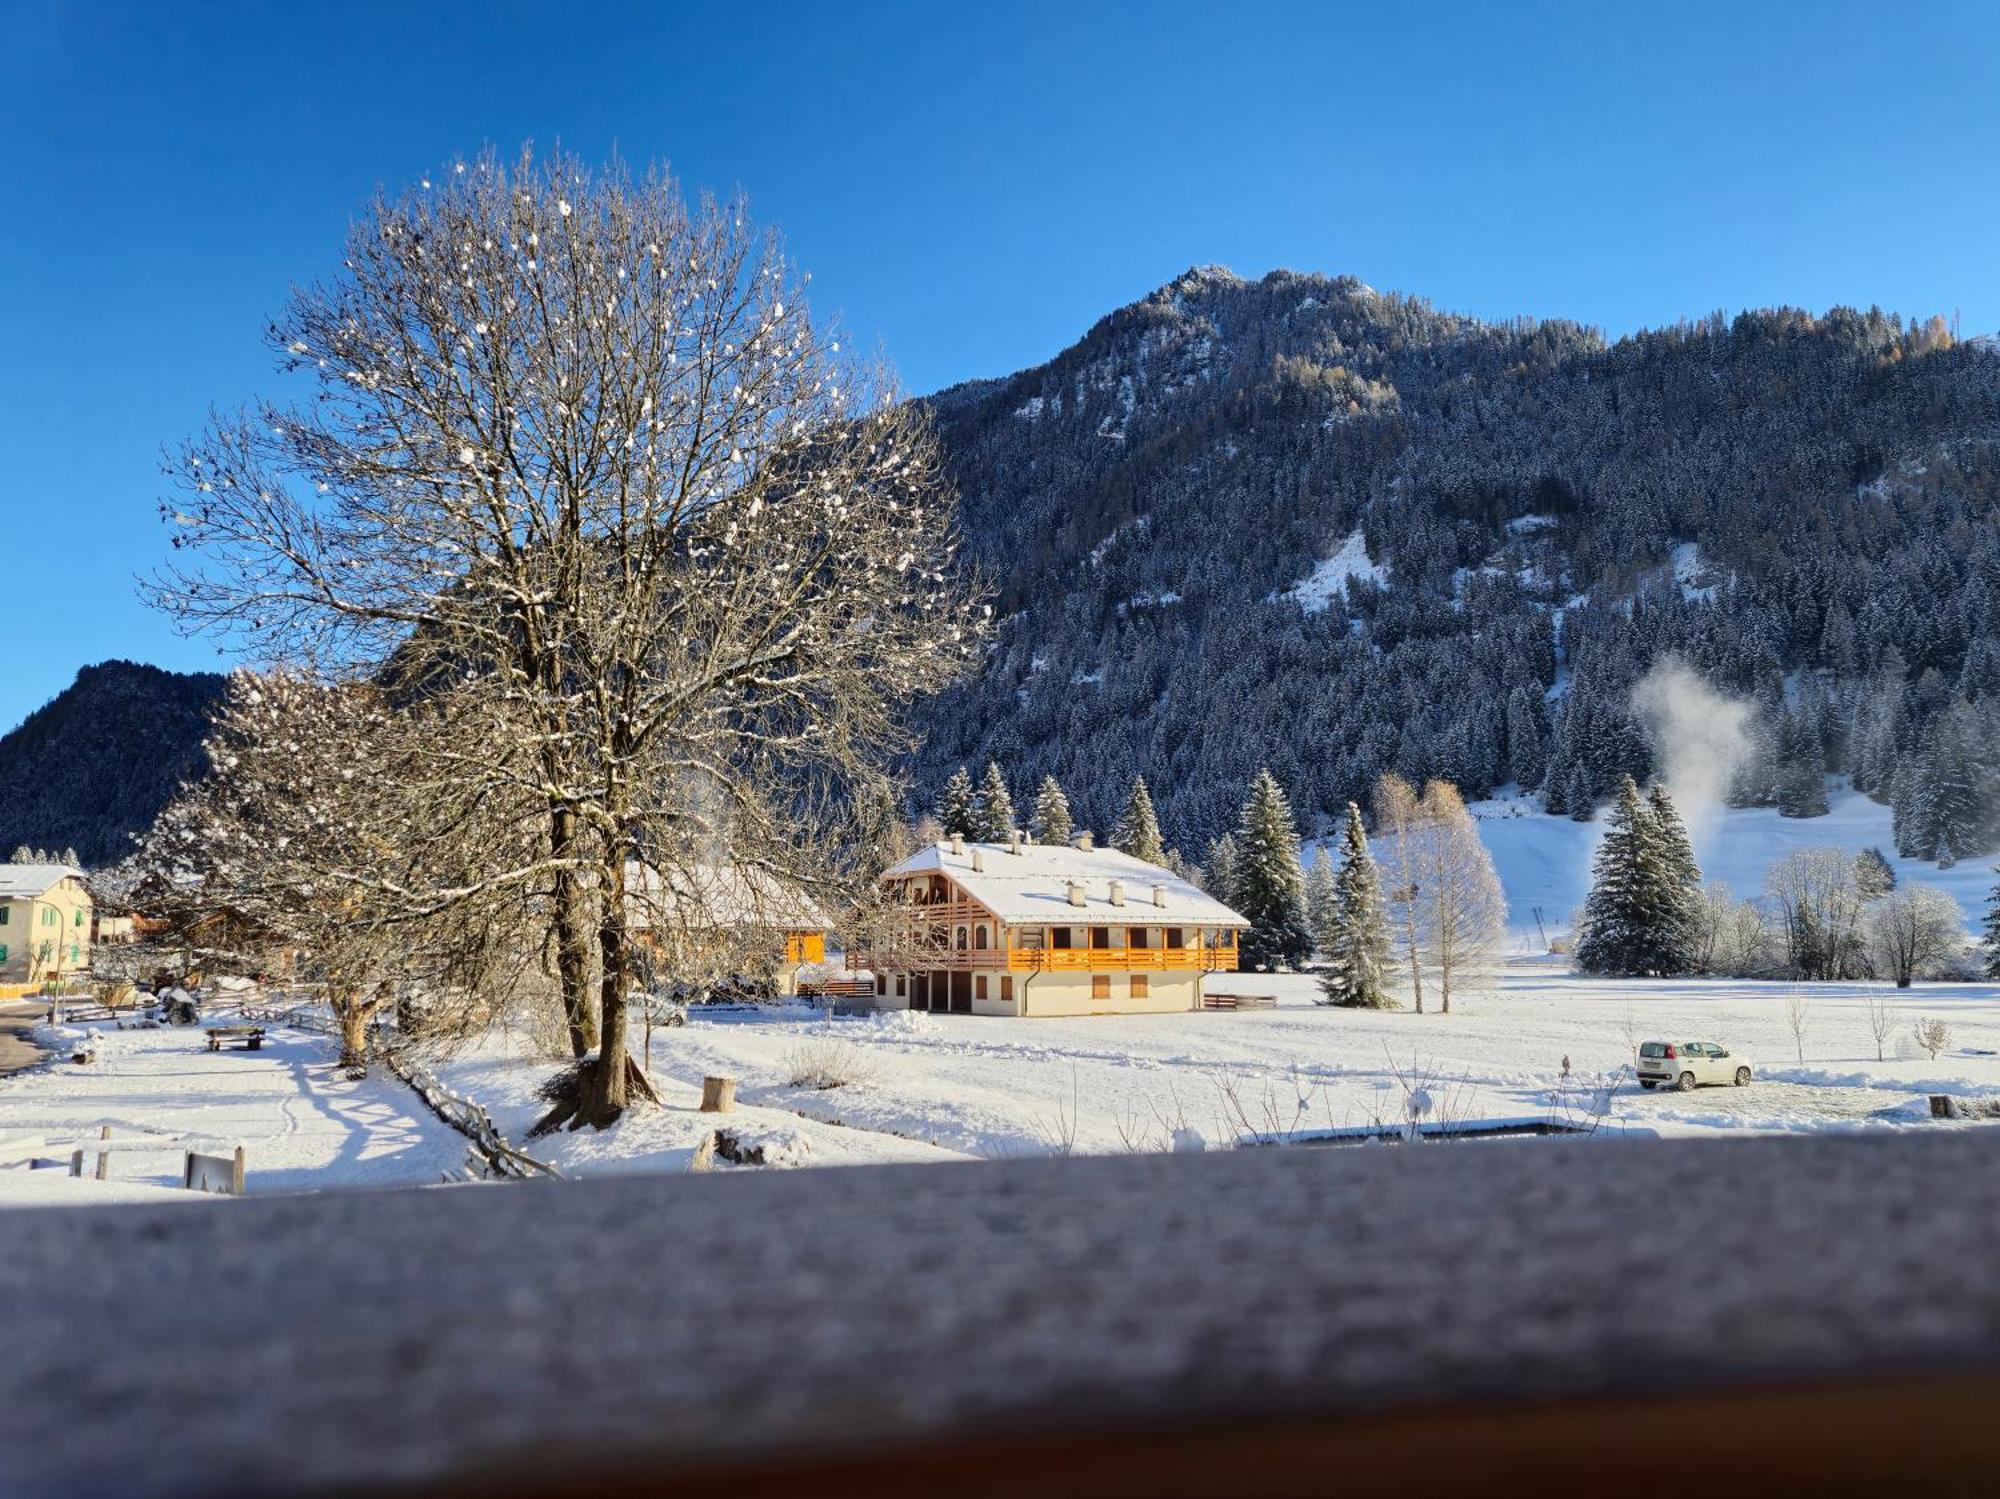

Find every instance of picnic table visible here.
[204,1025,266,1053]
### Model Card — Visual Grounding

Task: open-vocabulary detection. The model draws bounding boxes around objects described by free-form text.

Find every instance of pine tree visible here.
[1504,685,1545,790]
[936,767,977,839]
[1317,802,1393,1007]
[1566,766,1594,822]
[1643,783,1704,973]
[1983,873,2000,981]
[1775,709,1829,818]
[1575,776,1665,976]
[1232,769,1312,971]
[1201,833,1240,904]
[1854,847,1896,900]
[972,761,1015,842]
[1111,775,1165,865]
[1305,846,1337,954]
[1029,774,1073,846]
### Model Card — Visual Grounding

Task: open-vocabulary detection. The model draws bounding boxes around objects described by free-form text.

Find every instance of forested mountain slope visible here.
[0,661,224,867]
[913,266,2000,861]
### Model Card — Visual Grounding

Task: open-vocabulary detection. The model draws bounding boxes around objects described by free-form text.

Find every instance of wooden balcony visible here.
[854,938,1238,974]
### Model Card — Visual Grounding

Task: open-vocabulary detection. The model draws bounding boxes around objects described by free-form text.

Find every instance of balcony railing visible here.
[853,940,1238,973]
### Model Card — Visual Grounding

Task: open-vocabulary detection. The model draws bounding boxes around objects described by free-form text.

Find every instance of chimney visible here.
[1108,879,1125,907]
[1066,879,1087,908]
[950,833,965,856]
[972,849,985,873]
[1072,831,1095,851]
[1151,883,1167,908]
[1008,830,1022,856]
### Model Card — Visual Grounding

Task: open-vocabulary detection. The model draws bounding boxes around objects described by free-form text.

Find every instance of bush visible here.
[782,1037,878,1090]
[1913,1017,1953,1061]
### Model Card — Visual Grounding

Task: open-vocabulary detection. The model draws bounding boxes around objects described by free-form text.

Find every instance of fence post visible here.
[231,1144,246,1196]
[94,1124,112,1181]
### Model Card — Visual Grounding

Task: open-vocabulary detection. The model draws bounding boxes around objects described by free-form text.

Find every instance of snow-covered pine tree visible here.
[1305,845,1337,955]
[1854,847,1896,900]
[1566,766,1594,822]
[1775,709,1829,818]
[1030,774,1074,846]
[1643,783,1704,972]
[1504,685,1545,790]
[1111,775,1165,865]
[1317,802,1393,1007]
[936,766,977,838]
[1201,833,1239,903]
[1575,776,1663,976]
[972,761,1016,841]
[1233,769,1312,971]
[1984,873,2000,980]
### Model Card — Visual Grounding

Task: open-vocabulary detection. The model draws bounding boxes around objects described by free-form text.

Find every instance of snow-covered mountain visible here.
[913,268,2000,861]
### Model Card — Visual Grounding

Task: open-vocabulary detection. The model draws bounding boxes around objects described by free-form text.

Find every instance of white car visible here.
[1636,1040,1752,1091]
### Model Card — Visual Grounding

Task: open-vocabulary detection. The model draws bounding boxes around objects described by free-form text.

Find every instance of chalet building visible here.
[626,861,832,996]
[0,864,93,987]
[863,835,1247,1017]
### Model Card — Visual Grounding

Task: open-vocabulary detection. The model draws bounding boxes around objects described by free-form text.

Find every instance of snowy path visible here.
[0,1017,471,1203]
[0,1002,46,1078]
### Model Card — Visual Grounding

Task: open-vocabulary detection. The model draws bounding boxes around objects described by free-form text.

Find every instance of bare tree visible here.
[1783,989,1812,1064]
[1865,884,1964,989]
[1765,850,1868,981]
[1411,781,1506,1014]
[1372,774,1427,1013]
[1862,989,1898,1063]
[151,147,983,1126]
[135,671,543,1070]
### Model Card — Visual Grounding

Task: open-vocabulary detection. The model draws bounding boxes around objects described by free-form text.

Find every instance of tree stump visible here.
[700,1075,738,1114]
[1929,1095,1963,1120]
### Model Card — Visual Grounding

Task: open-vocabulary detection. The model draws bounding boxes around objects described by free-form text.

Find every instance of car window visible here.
[1639,1042,1666,1058]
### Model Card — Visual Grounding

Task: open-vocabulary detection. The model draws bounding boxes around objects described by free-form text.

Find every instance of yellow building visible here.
[626,861,831,996]
[0,864,93,987]
[862,835,1246,1017]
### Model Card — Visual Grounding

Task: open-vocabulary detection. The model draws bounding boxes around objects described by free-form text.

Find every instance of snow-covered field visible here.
[7,962,1999,1197]
[433,960,2000,1178]
[0,1010,470,1206]
[1449,782,1997,935]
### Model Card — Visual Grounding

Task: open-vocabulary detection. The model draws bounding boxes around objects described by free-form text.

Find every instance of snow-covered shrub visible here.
[871,1009,940,1037]
[1913,1016,1953,1061]
[782,1037,878,1090]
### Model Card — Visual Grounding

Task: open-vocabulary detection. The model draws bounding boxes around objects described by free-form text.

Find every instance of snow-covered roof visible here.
[0,865,87,901]
[883,841,1246,928]
[625,862,830,934]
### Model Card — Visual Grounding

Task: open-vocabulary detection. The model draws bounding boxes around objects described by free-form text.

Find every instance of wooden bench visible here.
[205,1026,267,1052]
[1203,992,1278,1012]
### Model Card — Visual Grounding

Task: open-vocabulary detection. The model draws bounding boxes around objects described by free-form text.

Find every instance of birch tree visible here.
[151,147,983,1126]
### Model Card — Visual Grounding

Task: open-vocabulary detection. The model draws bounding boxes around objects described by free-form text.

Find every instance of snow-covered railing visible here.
[383,1049,563,1182]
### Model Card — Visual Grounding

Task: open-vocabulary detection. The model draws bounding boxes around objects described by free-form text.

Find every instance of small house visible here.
[625,861,833,996]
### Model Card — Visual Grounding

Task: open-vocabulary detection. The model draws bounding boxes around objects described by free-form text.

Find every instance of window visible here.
[74,909,84,927]
[1000,976,1013,1003]
[895,975,907,997]
[0,944,8,964]
[974,926,988,950]
[0,907,9,926]
[1129,974,1148,999]
[1051,927,1073,950]
[1128,926,1150,949]
[1090,926,1110,950]
[1165,927,1183,949]
[975,975,988,1000]
[1091,975,1110,1001]
[69,944,79,963]
[875,973,887,995]
[42,908,55,927]
[955,927,968,950]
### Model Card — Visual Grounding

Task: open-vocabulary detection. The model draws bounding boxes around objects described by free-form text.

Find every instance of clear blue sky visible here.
[5,0,1998,730]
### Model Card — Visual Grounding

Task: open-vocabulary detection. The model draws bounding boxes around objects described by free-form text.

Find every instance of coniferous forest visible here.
[911,267,2000,861]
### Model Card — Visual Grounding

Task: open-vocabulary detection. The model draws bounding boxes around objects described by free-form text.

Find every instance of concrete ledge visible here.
[3,1132,1998,1496]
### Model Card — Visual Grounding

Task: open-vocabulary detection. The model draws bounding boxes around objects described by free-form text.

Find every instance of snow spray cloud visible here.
[1629,657,1753,845]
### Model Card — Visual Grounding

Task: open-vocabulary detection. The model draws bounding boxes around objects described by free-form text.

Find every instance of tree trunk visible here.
[1404,909,1425,1014]
[332,984,371,1070]
[548,805,597,1059]
[576,854,633,1129]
